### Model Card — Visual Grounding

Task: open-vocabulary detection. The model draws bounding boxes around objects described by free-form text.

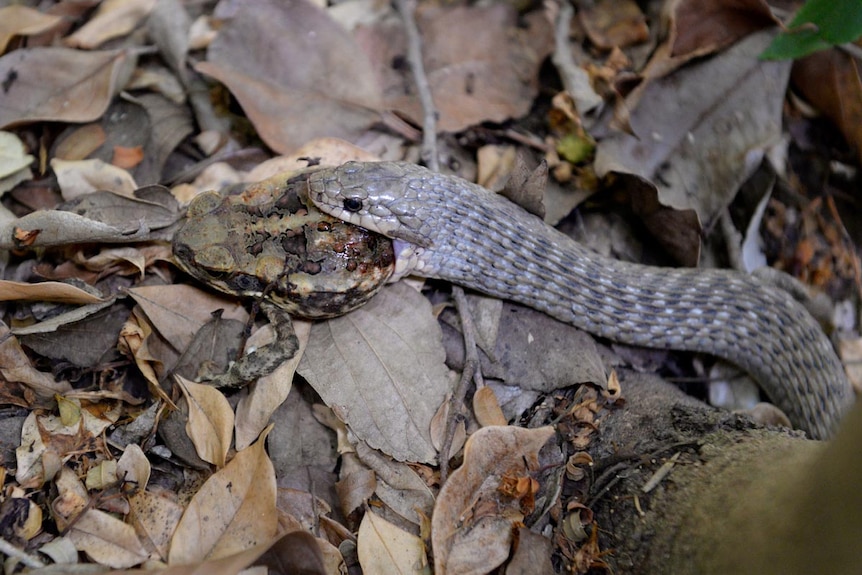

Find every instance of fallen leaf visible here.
[358,511,429,575]
[52,158,137,199]
[0,48,134,129]
[431,426,555,575]
[0,5,64,53]
[176,375,234,467]
[365,3,553,132]
[355,441,436,527]
[0,131,35,179]
[127,489,184,561]
[67,508,150,568]
[0,322,72,401]
[17,302,130,367]
[127,284,248,356]
[53,124,108,161]
[168,426,278,564]
[298,282,452,463]
[235,319,312,451]
[595,30,791,248]
[473,387,507,427]
[579,0,649,50]
[197,0,382,154]
[667,0,776,59]
[0,280,105,304]
[791,48,862,166]
[64,0,158,49]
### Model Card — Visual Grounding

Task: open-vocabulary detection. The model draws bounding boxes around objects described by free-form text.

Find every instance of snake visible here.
[305,161,855,440]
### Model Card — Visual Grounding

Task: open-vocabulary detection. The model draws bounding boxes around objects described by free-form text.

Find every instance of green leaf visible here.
[761,0,862,60]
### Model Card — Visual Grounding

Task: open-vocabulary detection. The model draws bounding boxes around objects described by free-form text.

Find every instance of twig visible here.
[396,0,485,482]
[395,0,439,171]
[0,537,45,569]
[440,288,484,483]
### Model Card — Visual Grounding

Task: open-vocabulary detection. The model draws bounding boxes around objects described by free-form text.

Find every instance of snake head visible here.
[306,161,435,248]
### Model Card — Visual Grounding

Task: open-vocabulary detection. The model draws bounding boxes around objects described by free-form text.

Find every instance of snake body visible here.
[307,161,854,439]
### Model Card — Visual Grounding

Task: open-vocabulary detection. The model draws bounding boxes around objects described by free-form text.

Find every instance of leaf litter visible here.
[0,0,858,573]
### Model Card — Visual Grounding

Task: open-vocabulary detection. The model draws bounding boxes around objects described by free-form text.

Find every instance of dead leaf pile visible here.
[0,0,858,573]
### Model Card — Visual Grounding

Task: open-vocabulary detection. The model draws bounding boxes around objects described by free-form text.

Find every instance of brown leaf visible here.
[0,322,71,401]
[168,426,278,563]
[579,0,649,51]
[197,0,381,154]
[668,0,777,59]
[431,426,555,575]
[67,508,150,568]
[297,283,452,463]
[354,441,436,526]
[53,124,108,161]
[473,386,507,427]
[127,284,248,356]
[0,48,134,129]
[176,376,234,468]
[791,49,862,166]
[0,5,64,53]
[235,319,312,451]
[127,489,184,561]
[51,158,137,199]
[0,280,105,304]
[595,31,790,249]
[64,0,158,50]
[369,4,553,133]
[357,511,428,574]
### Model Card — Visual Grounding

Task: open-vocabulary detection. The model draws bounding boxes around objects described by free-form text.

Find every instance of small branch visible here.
[0,537,45,569]
[440,288,483,483]
[395,0,439,171]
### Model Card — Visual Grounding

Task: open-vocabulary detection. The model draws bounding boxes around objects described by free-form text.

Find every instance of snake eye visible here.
[343,197,363,212]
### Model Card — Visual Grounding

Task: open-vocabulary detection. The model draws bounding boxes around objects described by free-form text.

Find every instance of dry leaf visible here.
[298,282,452,463]
[53,124,108,161]
[355,441,436,526]
[235,319,312,451]
[176,375,234,468]
[0,280,105,304]
[116,443,151,489]
[196,0,382,154]
[431,426,555,575]
[357,511,429,575]
[65,0,158,50]
[595,30,790,246]
[168,426,278,563]
[0,186,180,250]
[67,508,150,568]
[667,0,776,59]
[0,322,72,401]
[0,5,63,52]
[473,386,507,427]
[127,284,248,356]
[0,131,34,179]
[17,301,130,367]
[0,48,133,129]
[369,4,553,132]
[579,0,649,50]
[791,49,862,166]
[51,158,137,199]
[127,489,184,561]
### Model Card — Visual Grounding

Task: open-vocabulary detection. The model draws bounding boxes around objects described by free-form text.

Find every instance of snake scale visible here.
[306,161,854,439]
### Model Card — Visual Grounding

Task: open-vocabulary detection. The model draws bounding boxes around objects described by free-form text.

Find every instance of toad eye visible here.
[343,197,363,212]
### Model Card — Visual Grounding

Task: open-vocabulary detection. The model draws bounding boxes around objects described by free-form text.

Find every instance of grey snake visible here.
[306,161,854,439]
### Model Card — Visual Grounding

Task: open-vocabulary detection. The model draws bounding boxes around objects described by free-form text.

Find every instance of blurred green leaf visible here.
[761,0,862,60]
